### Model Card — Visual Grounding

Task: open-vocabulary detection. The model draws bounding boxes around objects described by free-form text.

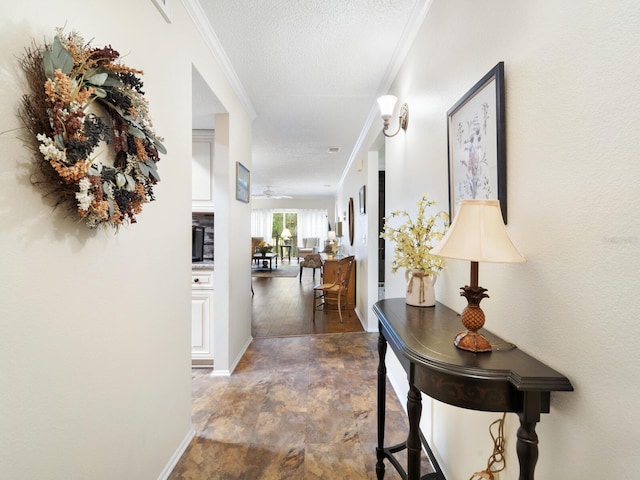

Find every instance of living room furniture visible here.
[297,237,319,261]
[252,252,278,271]
[251,237,264,256]
[280,244,292,262]
[299,254,323,282]
[322,256,355,306]
[373,299,574,480]
[312,255,355,323]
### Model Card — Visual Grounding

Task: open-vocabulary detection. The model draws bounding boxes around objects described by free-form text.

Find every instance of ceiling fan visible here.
[252,185,293,200]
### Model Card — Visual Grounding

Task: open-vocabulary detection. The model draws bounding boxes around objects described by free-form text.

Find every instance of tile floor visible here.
[169,333,434,479]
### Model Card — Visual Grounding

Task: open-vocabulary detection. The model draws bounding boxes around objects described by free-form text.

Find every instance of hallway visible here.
[251,260,364,338]
[168,262,433,478]
[168,333,434,479]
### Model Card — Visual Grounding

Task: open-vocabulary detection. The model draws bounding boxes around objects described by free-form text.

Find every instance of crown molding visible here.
[340,0,434,188]
[181,0,257,120]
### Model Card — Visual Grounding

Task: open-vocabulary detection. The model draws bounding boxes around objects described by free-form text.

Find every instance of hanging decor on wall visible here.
[19,29,166,231]
[447,62,506,223]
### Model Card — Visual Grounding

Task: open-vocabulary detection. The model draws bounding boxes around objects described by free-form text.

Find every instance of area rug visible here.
[251,262,299,278]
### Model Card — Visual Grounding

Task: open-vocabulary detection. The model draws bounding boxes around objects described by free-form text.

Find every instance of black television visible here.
[192,226,205,262]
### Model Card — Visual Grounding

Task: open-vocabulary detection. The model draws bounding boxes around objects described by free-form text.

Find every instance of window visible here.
[252,209,329,248]
[271,212,298,248]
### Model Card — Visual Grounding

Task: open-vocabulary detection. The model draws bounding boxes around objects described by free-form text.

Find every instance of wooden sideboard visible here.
[321,256,356,307]
[373,299,573,480]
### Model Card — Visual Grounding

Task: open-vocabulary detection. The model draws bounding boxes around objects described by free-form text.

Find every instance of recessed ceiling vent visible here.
[327,147,341,154]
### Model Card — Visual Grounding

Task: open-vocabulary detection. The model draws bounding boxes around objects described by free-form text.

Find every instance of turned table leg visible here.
[517,392,542,480]
[376,332,387,479]
[407,371,422,479]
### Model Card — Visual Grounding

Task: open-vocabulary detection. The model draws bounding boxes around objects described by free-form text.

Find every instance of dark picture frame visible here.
[348,197,355,246]
[236,162,250,203]
[359,185,366,215]
[447,62,507,223]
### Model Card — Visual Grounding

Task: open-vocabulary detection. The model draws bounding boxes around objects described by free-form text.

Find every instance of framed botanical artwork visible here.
[359,185,366,215]
[236,162,250,203]
[447,62,507,223]
[151,0,172,23]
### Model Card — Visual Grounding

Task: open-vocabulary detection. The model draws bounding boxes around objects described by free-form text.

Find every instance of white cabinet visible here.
[191,268,214,367]
[192,130,215,212]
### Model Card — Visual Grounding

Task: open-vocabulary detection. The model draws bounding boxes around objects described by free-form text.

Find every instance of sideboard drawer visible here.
[192,271,213,289]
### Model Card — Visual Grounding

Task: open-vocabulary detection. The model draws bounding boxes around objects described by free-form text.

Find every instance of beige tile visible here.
[170,333,435,479]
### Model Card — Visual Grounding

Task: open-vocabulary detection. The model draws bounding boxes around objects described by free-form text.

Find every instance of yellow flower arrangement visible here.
[380,195,449,275]
[257,241,272,255]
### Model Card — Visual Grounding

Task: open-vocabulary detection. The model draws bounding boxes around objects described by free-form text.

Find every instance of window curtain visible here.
[251,209,274,242]
[297,209,329,247]
[252,209,328,247]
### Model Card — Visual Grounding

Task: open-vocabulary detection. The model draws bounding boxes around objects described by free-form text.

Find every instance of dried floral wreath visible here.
[19,29,165,230]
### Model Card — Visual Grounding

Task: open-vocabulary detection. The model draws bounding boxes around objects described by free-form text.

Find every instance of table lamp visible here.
[327,231,337,258]
[281,228,292,245]
[430,199,526,352]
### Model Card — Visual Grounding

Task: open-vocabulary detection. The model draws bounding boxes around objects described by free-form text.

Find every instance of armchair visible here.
[299,254,323,282]
[297,237,319,261]
[251,237,264,263]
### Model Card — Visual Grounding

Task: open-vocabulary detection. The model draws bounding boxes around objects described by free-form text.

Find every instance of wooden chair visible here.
[312,255,355,323]
[299,253,323,282]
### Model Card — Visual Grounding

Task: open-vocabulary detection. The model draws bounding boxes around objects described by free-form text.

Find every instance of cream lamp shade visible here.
[430,199,526,264]
[327,231,337,242]
[430,199,525,353]
[281,228,292,240]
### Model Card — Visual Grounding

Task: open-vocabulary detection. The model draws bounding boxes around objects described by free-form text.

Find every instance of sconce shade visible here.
[377,95,398,119]
[327,231,337,242]
[281,228,292,239]
[430,200,525,264]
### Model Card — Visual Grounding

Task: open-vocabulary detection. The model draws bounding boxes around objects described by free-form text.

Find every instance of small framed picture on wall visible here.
[359,185,366,215]
[236,162,250,203]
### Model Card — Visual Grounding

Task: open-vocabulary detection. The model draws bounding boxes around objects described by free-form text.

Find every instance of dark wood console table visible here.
[373,299,573,480]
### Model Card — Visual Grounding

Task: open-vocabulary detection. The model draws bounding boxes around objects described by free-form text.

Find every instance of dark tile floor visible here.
[169,262,433,478]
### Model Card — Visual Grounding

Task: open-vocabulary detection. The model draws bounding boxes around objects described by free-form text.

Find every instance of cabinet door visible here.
[192,130,215,212]
[191,290,214,360]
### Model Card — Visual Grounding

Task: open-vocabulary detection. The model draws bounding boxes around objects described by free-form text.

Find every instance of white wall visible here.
[346,0,640,478]
[0,1,252,477]
[336,148,381,332]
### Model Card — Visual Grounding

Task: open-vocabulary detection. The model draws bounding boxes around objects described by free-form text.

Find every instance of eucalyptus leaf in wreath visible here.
[43,35,73,78]
[86,72,108,86]
[19,29,166,231]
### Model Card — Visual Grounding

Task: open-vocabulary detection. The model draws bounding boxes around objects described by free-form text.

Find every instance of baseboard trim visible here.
[157,427,195,480]
[210,335,253,377]
[353,306,367,332]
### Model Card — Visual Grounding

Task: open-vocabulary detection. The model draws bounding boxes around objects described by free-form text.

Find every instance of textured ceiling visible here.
[193,0,428,198]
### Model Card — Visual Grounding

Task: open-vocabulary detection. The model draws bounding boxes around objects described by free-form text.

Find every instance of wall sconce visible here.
[377,95,409,137]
